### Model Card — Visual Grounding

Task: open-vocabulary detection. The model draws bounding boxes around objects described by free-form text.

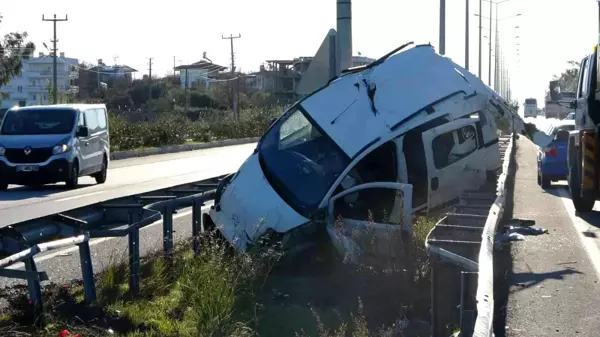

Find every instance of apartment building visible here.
[0,52,79,109]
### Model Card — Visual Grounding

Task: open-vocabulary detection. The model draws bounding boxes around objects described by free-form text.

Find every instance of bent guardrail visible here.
[425,134,514,336]
[0,175,227,320]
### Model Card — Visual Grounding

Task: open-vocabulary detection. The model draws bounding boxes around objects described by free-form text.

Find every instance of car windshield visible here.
[0,109,76,135]
[258,105,350,215]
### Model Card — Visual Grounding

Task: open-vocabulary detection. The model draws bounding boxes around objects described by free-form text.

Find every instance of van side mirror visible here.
[76,126,89,137]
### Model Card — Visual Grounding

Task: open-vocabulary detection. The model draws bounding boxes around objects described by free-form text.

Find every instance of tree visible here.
[545,60,580,101]
[0,13,36,86]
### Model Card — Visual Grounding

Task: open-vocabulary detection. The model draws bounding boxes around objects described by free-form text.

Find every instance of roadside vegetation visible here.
[0,215,439,337]
[108,108,279,152]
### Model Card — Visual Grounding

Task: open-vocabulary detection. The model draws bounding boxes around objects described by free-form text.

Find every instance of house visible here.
[0,52,79,108]
[174,60,228,89]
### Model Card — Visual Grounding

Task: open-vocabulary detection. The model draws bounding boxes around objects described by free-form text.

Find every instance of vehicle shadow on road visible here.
[0,184,96,202]
[510,267,583,294]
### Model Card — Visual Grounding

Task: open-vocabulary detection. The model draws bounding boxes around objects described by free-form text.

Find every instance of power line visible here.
[42,14,68,104]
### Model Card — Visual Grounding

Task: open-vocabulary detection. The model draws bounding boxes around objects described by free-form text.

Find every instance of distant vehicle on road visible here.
[563,112,575,120]
[524,98,538,118]
[0,104,110,190]
[537,120,575,188]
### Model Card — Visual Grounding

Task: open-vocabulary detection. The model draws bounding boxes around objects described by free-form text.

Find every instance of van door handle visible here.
[84,141,89,146]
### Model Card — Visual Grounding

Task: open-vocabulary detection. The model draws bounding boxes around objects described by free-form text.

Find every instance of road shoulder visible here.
[504,137,600,337]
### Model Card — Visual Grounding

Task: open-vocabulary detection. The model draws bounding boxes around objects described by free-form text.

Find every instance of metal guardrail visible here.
[425,134,514,336]
[472,134,514,337]
[0,174,228,319]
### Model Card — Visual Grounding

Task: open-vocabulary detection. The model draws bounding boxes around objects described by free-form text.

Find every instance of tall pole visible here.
[173,56,176,76]
[148,57,153,112]
[488,3,492,86]
[440,0,446,55]
[336,0,353,72]
[222,34,241,119]
[465,0,470,70]
[494,4,499,92]
[478,0,482,78]
[42,14,68,104]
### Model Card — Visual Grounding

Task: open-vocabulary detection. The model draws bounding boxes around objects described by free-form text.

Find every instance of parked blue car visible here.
[537,120,575,188]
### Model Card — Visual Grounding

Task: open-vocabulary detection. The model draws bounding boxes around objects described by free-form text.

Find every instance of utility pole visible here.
[488,3,492,86]
[439,0,446,55]
[465,0,469,70]
[42,14,68,105]
[173,56,176,76]
[148,57,153,113]
[494,4,499,92]
[478,0,482,78]
[222,33,241,119]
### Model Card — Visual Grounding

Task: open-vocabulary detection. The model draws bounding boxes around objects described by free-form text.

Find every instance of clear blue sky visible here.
[1,0,598,106]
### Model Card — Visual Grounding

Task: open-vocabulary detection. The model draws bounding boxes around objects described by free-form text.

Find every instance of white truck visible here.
[524,98,538,118]
[204,43,524,258]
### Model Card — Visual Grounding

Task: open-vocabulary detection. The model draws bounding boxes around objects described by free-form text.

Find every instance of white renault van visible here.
[0,104,110,190]
[207,44,507,255]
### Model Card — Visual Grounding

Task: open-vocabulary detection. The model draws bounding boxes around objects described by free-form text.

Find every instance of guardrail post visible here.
[430,258,440,337]
[127,212,140,296]
[192,200,202,254]
[163,204,174,260]
[78,241,97,302]
[459,271,477,336]
[24,257,43,322]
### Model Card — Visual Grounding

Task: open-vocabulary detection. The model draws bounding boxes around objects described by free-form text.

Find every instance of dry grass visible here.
[0,214,439,337]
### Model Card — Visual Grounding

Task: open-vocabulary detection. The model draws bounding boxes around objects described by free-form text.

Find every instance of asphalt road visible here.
[505,137,600,336]
[0,143,256,226]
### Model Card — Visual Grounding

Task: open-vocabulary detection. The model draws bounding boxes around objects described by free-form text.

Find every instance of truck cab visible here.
[207,45,510,258]
[564,46,600,211]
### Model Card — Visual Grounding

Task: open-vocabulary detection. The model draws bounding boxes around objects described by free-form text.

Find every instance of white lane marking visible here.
[55,191,105,202]
[557,187,600,280]
[6,205,209,270]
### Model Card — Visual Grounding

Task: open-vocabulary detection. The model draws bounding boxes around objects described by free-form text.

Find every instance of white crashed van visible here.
[206,43,510,256]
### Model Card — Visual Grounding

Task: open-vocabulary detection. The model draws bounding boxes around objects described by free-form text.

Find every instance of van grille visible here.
[5,147,53,164]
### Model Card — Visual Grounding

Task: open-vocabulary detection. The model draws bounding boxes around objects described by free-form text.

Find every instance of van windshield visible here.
[0,109,76,135]
[258,105,350,215]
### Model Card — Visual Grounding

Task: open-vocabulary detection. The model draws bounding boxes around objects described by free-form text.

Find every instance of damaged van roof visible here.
[300,44,500,158]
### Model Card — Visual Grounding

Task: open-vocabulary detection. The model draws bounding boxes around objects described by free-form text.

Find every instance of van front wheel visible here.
[65,163,79,189]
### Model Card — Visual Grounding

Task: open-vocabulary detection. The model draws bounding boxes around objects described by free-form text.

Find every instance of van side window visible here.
[84,109,98,132]
[432,125,478,168]
[96,109,107,130]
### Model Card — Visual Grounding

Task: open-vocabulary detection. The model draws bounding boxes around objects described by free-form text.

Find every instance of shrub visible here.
[108,108,281,152]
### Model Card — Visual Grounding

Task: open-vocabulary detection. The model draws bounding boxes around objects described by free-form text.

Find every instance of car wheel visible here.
[94,157,108,184]
[65,162,79,189]
[541,172,551,189]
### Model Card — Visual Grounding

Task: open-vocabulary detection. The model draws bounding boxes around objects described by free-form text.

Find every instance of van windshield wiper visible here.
[341,41,415,75]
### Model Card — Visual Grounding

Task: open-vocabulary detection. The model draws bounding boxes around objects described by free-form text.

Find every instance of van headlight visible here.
[0,146,5,156]
[52,144,69,154]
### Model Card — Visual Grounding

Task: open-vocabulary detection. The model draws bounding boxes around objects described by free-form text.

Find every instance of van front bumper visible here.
[0,156,74,185]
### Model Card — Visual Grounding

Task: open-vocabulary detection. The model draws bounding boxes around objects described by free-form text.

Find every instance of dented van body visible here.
[207,44,517,256]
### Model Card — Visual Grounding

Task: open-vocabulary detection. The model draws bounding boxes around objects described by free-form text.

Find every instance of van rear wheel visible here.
[94,157,108,184]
